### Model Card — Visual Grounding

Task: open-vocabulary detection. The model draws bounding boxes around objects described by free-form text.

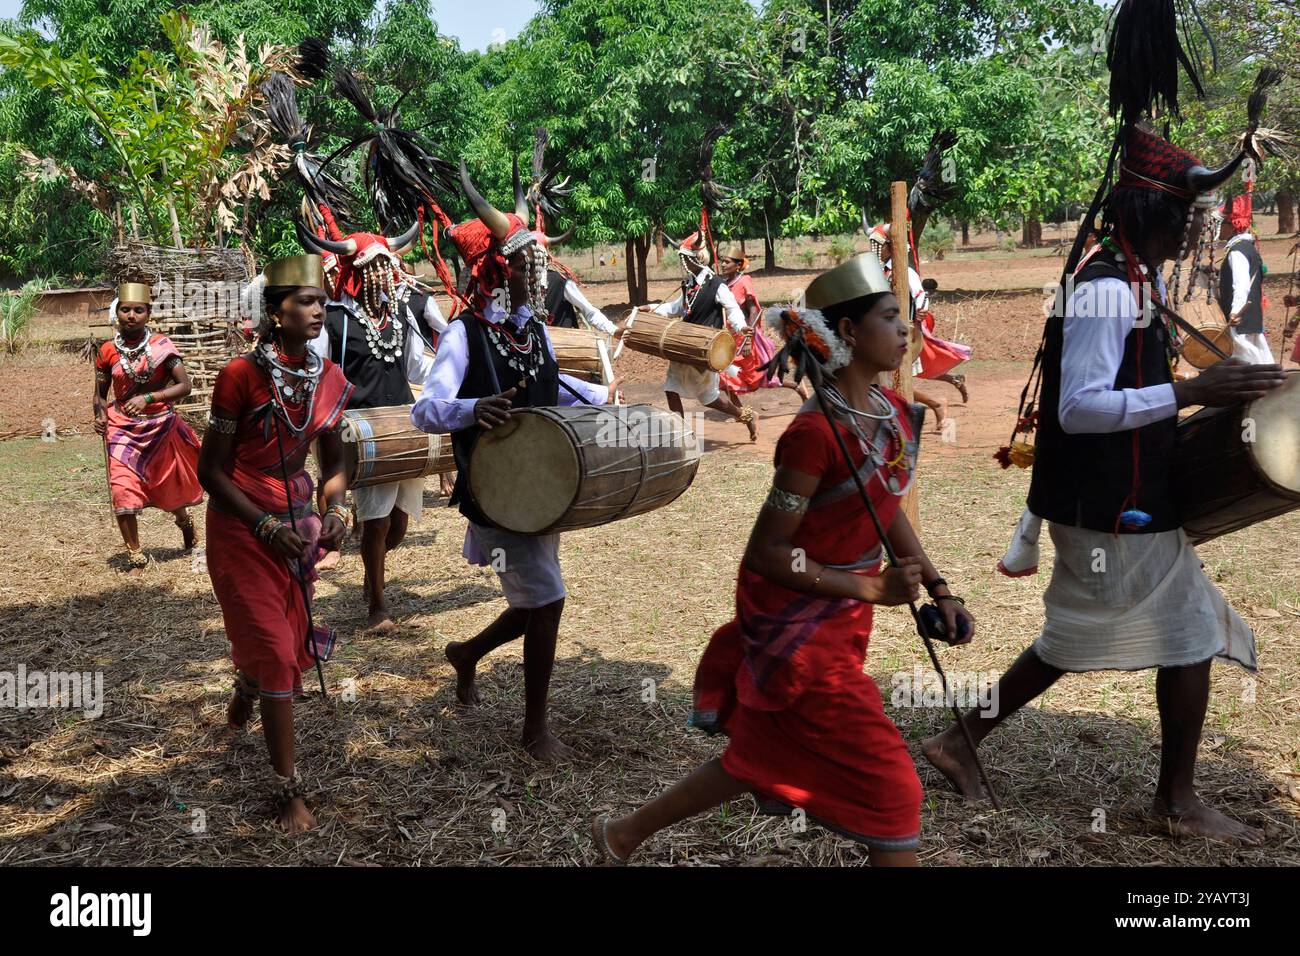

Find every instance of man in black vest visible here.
[922,118,1285,844]
[1217,192,1274,363]
[411,162,612,762]
[304,226,445,632]
[652,232,757,440]
[543,266,616,334]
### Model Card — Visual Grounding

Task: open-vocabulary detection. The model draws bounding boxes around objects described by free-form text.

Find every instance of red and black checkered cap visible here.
[1116,126,1202,200]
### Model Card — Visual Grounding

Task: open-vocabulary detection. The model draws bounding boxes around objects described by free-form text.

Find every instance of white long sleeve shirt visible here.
[309,288,436,386]
[1058,274,1177,434]
[410,303,609,434]
[653,269,747,333]
[1225,234,1255,317]
[559,280,616,334]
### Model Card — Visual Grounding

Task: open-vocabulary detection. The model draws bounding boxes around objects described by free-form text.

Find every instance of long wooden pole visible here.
[887,180,920,531]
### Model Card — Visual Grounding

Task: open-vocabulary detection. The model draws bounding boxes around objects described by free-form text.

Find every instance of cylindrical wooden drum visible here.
[621,308,736,371]
[546,326,613,384]
[1176,371,1300,544]
[341,404,454,489]
[1178,300,1232,369]
[468,404,702,534]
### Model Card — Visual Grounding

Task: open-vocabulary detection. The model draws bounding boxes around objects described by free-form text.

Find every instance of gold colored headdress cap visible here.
[116,282,152,305]
[804,253,891,311]
[264,254,324,289]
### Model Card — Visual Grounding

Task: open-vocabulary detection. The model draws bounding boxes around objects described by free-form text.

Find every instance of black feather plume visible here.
[1106,0,1214,123]
[909,127,958,212]
[699,125,735,212]
[295,37,330,82]
[321,66,457,231]
[260,71,356,230]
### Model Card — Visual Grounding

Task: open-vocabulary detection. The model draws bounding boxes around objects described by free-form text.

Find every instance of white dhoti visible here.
[1032,523,1256,673]
[664,360,723,405]
[464,523,566,610]
[1229,330,1275,364]
[352,476,425,523]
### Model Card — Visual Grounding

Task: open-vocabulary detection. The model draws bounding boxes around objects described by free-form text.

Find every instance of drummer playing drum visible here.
[411,162,620,762]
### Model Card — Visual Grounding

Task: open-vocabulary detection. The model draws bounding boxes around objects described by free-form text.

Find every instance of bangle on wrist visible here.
[923,576,948,596]
[934,594,965,606]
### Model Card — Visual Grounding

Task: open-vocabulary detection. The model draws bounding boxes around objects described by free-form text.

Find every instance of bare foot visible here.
[933,402,949,434]
[126,565,144,579]
[227,693,253,731]
[741,411,758,442]
[953,375,969,404]
[592,815,633,864]
[317,549,342,572]
[524,729,575,763]
[1152,796,1265,846]
[444,641,481,705]
[922,725,987,802]
[277,796,317,833]
[366,607,397,633]
[180,522,197,552]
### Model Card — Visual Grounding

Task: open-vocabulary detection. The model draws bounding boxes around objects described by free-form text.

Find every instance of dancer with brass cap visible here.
[933,0,1287,845]
[200,254,353,832]
[594,253,975,865]
[93,281,203,575]
[411,161,614,762]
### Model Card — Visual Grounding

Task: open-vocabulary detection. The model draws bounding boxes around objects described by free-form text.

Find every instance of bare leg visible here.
[868,848,918,867]
[522,598,570,761]
[1151,660,1264,844]
[444,607,530,706]
[384,508,409,551]
[115,513,146,577]
[360,515,396,632]
[171,507,196,550]
[922,645,1063,800]
[601,758,748,860]
[707,393,757,441]
[912,385,947,434]
[260,697,315,832]
[936,371,968,403]
[665,391,684,417]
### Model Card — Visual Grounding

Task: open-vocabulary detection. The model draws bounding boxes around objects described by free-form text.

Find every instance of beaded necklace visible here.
[114,328,154,384]
[255,341,323,435]
[483,314,545,381]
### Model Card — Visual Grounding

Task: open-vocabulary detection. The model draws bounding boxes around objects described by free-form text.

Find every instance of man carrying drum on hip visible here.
[303,223,442,632]
[925,10,1286,846]
[654,233,758,441]
[411,161,616,762]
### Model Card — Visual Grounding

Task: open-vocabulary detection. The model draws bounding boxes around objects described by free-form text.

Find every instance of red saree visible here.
[719,274,783,395]
[204,354,352,699]
[96,335,202,515]
[691,390,923,850]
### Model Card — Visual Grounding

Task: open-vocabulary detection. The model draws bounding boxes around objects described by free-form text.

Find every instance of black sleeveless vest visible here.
[448,314,559,526]
[1217,237,1264,334]
[1026,251,1179,533]
[544,270,579,328]
[323,303,413,410]
[682,274,725,328]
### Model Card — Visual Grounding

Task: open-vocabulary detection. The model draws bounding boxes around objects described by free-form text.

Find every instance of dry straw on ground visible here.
[0,433,1297,866]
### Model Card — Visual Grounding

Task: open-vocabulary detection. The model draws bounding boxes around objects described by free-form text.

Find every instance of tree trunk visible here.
[634,232,651,303]
[960,220,970,245]
[655,227,663,266]
[1278,190,1296,235]
[1022,217,1042,247]
[624,237,638,303]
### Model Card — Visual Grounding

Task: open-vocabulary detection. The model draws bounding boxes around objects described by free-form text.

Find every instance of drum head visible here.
[469,412,580,534]
[1182,325,1232,370]
[1249,372,1300,495]
[708,331,737,371]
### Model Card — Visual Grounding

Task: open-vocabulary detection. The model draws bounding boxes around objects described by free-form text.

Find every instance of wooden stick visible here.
[888,180,920,532]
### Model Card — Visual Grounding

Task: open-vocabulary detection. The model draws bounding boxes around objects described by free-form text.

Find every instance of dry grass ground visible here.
[0,428,1296,866]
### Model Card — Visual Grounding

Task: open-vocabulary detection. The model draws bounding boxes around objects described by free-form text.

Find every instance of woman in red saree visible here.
[199,254,352,833]
[594,254,975,866]
[716,247,809,399]
[92,283,203,574]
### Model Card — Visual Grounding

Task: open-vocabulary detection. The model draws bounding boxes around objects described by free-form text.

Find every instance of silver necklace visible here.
[114,328,153,384]
[256,342,324,433]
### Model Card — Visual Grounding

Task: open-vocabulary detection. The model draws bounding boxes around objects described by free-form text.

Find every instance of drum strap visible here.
[557,376,598,406]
